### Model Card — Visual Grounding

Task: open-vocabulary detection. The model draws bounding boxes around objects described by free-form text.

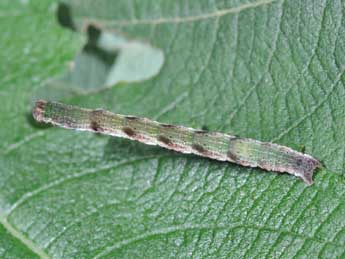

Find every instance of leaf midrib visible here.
[0,216,49,259]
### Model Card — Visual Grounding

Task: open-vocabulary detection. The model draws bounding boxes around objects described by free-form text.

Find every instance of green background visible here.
[1,0,345,258]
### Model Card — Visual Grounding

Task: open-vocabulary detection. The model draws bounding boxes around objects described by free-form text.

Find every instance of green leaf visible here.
[1,0,345,258]
[0,223,39,259]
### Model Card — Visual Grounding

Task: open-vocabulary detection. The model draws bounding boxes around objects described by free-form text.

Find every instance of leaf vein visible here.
[5,156,162,217]
[0,216,50,259]
[271,65,345,142]
[90,0,277,27]
[92,222,341,259]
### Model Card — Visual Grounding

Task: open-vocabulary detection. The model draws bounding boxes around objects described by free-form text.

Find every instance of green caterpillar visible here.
[33,100,321,185]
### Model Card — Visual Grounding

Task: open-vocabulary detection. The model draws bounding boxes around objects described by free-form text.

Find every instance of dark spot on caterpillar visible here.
[261,142,273,148]
[195,130,208,134]
[295,157,303,167]
[125,116,138,120]
[122,127,135,137]
[89,110,105,132]
[161,123,175,128]
[294,156,320,170]
[192,144,207,154]
[90,121,101,132]
[227,151,239,162]
[157,135,172,145]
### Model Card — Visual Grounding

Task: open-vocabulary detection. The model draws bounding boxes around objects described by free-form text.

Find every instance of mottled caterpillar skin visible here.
[33,100,321,185]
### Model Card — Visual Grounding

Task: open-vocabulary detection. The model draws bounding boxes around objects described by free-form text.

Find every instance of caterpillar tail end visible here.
[297,156,322,186]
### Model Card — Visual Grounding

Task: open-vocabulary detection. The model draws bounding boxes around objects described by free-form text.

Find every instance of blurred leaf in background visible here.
[1,0,345,258]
